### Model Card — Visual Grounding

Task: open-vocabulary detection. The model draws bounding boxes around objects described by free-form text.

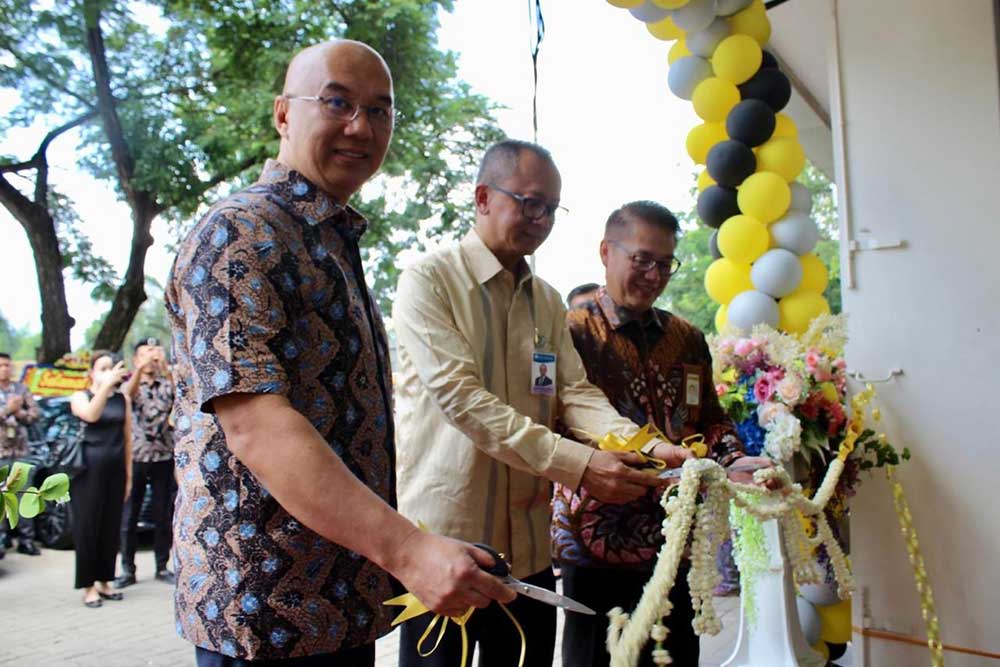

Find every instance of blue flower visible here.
[194,497,209,512]
[190,265,207,287]
[334,581,348,599]
[224,490,239,511]
[270,628,290,648]
[205,600,219,620]
[212,370,230,390]
[211,227,229,248]
[203,528,220,547]
[221,640,238,657]
[238,523,257,539]
[177,415,191,430]
[204,451,221,471]
[226,568,242,587]
[736,417,766,456]
[193,338,207,358]
[292,181,309,196]
[311,245,328,261]
[240,594,260,613]
[283,341,299,359]
[262,557,280,574]
[189,573,208,592]
[209,296,226,317]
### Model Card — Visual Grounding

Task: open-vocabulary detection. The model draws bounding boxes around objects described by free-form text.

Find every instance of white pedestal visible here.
[722,519,826,667]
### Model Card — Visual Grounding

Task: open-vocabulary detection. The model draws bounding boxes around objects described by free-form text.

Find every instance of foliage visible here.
[0,312,39,360]
[0,462,70,529]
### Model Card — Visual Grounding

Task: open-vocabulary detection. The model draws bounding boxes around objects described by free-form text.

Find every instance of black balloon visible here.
[827,643,847,661]
[708,229,721,259]
[697,186,740,229]
[726,99,776,147]
[761,50,779,69]
[739,68,792,112]
[707,140,757,188]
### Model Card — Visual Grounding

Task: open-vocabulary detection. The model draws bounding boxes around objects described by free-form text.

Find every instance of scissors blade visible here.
[504,578,596,615]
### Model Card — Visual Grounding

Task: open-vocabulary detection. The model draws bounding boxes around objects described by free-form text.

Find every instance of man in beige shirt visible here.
[393,140,692,667]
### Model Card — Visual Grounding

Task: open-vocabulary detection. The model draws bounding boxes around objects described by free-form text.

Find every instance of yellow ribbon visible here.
[384,593,526,667]
[592,424,709,470]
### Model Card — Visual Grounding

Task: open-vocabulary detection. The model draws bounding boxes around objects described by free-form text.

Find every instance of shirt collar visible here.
[596,287,665,331]
[461,229,533,287]
[258,159,369,242]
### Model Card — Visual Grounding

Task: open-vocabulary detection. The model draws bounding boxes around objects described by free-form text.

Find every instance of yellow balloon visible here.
[607,0,644,8]
[667,37,692,64]
[728,1,772,45]
[811,641,830,661]
[686,122,728,165]
[778,290,830,334]
[697,169,716,191]
[718,215,769,263]
[737,171,791,223]
[692,77,741,123]
[756,137,806,181]
[647,15,684,41]
[773,113,798,139]
[799,254,829,293]
[817,598,853,645]
[705,258,753,305]
[712,34,763,85]
[652,0,690,8]
[715,303,728,333]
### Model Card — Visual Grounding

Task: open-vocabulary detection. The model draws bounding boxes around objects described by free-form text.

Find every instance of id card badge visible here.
[531,351,557,397]
[683,364,702,408]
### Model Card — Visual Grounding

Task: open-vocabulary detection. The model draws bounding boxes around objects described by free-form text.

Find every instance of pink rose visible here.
[734,339,756,356]
[805,349,821,369]
[716,383,729,397]
[754,375,776,403]
[757,401,791,427]
[833,358,847,370]
[776,374,804,405]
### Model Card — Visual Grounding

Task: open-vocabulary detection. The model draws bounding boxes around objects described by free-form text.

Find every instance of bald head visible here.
[274,40,395,203]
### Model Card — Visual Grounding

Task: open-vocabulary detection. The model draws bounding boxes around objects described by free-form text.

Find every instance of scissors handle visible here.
[472,543,511,577]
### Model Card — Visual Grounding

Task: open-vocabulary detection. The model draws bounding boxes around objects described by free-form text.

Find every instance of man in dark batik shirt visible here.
[0,352,41,557]
[116,337,176,588]
[551,201,768,667]
[166,40,511,667]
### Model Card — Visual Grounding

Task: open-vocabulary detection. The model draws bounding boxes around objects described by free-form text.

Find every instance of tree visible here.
[660,162,842,333]
[1,0,501,358]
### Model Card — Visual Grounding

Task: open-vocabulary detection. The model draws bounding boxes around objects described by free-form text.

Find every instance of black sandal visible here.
[98,591,123,601]
[84,598,102,608]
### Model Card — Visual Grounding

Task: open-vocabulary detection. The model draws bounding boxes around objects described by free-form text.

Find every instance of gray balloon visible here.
[800,582,843,607]
[770,211,819,255]
[709,229,722,259]
[687,18,731,58]
[668,56,713,100]
[789,182,814,214]
[715,0,754,17]
[629,1,672,23]
[751,248,803,298]
[727,290,779,331]
[796,597,822,646]
[672,0,716,32]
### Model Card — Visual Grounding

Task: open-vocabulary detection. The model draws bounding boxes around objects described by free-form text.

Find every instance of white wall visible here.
[833,1,1000,665]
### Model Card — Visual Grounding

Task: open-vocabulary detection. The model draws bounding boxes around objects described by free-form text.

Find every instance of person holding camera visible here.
[0,351,41,558]
[115,337,176,589]
[69,350,133,608]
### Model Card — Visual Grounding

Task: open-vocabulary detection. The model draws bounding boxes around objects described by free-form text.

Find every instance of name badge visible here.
[683,365,701,407]
[531,352,557,397]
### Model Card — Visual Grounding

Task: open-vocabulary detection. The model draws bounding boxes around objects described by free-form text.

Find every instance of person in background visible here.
[552,201,768,666]
[69,351,132,608]
[566,282,600,310]
[0,351,41,558]
[115,337,176,588]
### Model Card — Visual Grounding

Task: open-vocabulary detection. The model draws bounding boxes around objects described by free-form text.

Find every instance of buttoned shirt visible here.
[551,288,743,569]
[0,381,40,459]
[393,230,643,579]
[131,375,175,463]
[166,160,395,660]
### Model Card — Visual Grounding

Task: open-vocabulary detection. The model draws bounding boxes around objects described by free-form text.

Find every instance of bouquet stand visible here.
[723,518,826,667]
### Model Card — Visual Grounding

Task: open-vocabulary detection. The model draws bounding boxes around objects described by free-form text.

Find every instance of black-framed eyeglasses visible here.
[489,184,567,222]
[607,239,682,277]
[284,94,397,130]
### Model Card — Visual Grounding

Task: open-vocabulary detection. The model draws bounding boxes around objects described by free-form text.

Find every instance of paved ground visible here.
[0,546,739,666]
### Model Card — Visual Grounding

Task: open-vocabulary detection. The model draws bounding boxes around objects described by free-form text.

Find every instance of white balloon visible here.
[672,0,716,32]
[800,582,843,607]
[796,596,822,646]
[715,0,754,16]
[727,290,779,331]
[686,18,731,58]
[629,1,672,23]
[751,248,803,298]
[789,182,814,214]
[770,211,820,255]
[667,56,713,100]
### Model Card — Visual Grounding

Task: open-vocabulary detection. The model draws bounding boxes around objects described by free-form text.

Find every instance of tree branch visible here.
[0,42,93,108]
[197,155,260,196]
[0,160,37,174]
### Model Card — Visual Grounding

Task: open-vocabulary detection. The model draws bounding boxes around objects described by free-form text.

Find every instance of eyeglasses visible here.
[607,239,682,277]
[489,184,567,222]
[284,94,396,130]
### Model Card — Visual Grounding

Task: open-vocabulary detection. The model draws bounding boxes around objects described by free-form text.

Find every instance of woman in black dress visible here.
[69,350,133,608]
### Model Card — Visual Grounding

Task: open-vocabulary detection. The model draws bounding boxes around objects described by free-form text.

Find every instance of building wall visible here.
[833,1,1000,664]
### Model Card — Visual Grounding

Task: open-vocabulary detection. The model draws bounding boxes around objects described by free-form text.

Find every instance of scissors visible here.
[656,459,772,480]
[473,543,596,615]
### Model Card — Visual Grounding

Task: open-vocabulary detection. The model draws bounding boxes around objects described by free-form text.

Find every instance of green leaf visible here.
[38,473,71,502]
[0,464,8,484]
[5,462,33,494]
[2,492,19,528]
[19,488,43,519]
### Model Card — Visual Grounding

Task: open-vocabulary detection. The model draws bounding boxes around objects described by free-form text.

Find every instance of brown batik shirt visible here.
[131,376,175,463]
[166,160,396,660]
[0,381,40,459]
[551,288,743,569]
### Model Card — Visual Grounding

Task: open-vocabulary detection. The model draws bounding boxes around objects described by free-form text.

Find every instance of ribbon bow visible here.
[593,424,709,467]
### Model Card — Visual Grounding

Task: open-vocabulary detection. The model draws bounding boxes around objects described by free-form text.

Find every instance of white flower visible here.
[764,412,802,462]
[757,401,791,427]
[776,373,805,406]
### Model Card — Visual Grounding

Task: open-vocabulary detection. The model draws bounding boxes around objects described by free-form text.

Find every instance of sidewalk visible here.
[0,547,739,666]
